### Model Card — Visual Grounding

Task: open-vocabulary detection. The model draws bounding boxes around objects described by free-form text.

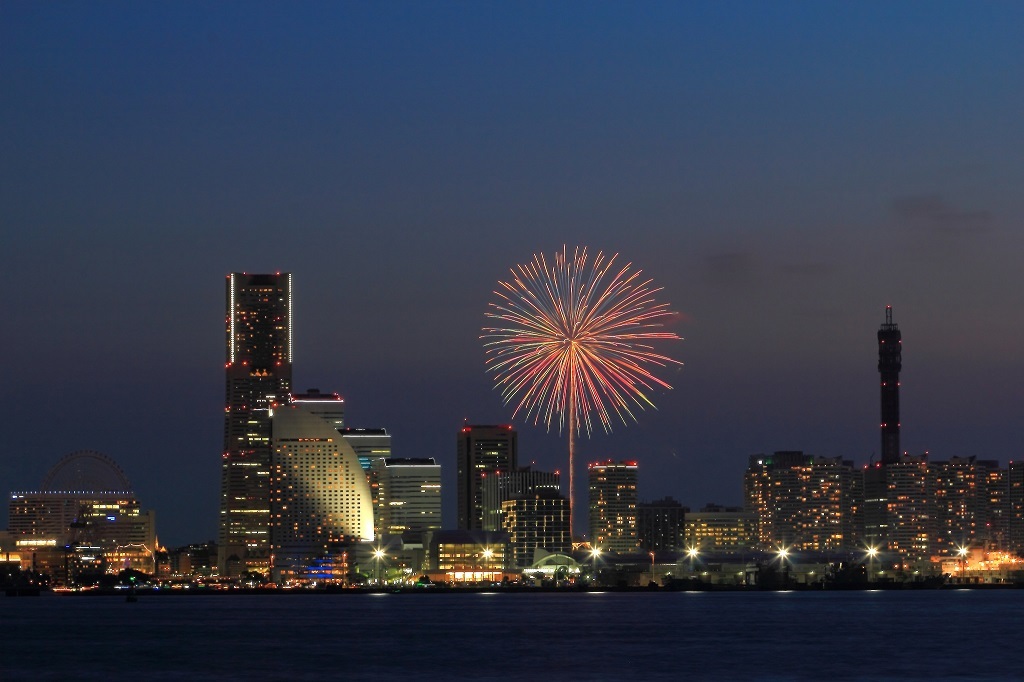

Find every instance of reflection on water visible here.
[2,591,1021,681]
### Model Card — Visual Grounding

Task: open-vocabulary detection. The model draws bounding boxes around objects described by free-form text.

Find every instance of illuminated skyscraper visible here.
[588,460,638,553]
[220,273,292,575]
[456,425,517,530]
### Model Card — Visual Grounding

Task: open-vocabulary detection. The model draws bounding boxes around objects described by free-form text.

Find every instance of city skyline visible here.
[4,4,1024,547]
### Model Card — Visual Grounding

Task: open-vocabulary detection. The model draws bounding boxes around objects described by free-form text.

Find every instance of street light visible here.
[590,547,601,584]
[866,546,878,583]
[374,544,385,581]
[776,547,790,587]
[957,546,968,582]
[686,547,699,576]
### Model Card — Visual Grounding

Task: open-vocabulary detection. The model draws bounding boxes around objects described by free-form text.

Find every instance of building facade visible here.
[221,272,293,574]
[636,497,687,552]
[588,460,638,553]
[481,467,560,532]
[371,458,442,538]
[456,425,517,530]
[744,451,861,552]
[684,504,756,554]
[269,404,373,583]
[502,490,571,569]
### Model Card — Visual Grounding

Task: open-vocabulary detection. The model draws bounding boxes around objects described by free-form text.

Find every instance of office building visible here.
[502,490,571,569]
[371,458,442,538]
[684,504,756,553]
[456,425,517,530]
[636,497,687,552]
[588,460,638,553]
[269,404,373,583]
[291,389,345,429]
[339,428,392,474]
[481,467,560,532]
[221,272,293,574]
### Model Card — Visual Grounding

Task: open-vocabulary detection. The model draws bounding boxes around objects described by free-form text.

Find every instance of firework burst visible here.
[482,245,682,533]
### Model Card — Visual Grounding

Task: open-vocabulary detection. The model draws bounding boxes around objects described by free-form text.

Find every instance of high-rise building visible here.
[502,490,571,568]
[636,497,687,552]
[291,388,345,429]
[339,428,392,474]
[744,451,861,552]
[481,467,560,532]
[371,458,442,538]
[1008,461,1024,555]
[220,272,293,574]
[456,425,517,530]
[269,404,373,583]
[588,460,638,553]
[878,305,902,464]
[930,456,1000,556]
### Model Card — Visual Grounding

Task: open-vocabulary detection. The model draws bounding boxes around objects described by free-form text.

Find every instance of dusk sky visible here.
[3,2,1023,546]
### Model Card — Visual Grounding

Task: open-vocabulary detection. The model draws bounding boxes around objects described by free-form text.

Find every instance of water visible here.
[2,590,1021,680]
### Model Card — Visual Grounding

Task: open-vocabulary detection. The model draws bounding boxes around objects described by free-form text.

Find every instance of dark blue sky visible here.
[3,2,1023,546]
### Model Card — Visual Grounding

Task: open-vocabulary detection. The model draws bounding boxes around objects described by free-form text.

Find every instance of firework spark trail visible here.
[482,245,682,535]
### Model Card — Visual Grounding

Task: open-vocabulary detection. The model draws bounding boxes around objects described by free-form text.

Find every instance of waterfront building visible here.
[930,456,1000,556]
[481,467,560,532]
[456,424,517,530]
[425,529,511,583]
[744,451,861,552]
[370,458,442,538]
[1009,461,1024,555]
[269,404,373,583]
[588,460,638,553]
[7,450,156,579]
[684,504,756,553]
[636,497,687,552]
[221,272,293,574]
[501,489,571,568]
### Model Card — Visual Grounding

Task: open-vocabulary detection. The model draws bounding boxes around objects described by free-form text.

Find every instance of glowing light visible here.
[229,273,236,363]
[482,245,682,528]
[687,547,699,559]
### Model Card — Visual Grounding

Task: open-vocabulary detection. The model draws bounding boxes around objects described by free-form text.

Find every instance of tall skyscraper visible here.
[456,425,517,530]
[588,460,638,553]
[220,272,293,575]
[269,403,373,583]
[878,305,902,464]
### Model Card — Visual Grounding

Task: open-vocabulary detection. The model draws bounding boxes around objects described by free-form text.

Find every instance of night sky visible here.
[3,2,1023,546]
